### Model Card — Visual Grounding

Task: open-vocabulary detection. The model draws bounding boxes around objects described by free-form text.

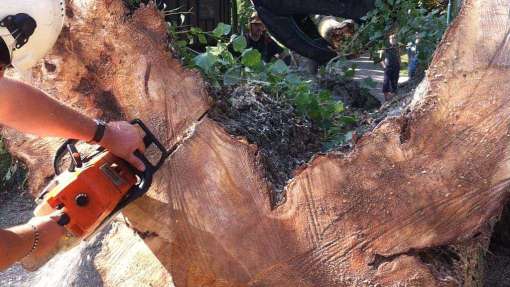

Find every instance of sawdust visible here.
[206,75,421,207]
[208,85,323,206]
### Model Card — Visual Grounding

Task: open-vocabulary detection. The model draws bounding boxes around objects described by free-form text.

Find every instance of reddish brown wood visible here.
[3,0,510,286]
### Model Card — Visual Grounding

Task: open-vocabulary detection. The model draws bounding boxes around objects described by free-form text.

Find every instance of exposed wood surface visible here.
[2,0,510,286]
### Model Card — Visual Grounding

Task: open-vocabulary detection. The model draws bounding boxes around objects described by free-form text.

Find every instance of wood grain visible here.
[3,0,510,286]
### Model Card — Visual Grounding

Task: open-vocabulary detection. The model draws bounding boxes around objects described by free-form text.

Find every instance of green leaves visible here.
[340,115,357,125]
[193,52,218,73]
[334,101,345,113]
[348,0,447,69]
[212,23,232,38]
[268,60,289,75]
[369,31,384,41]
[223,66,242,86]
[241,49,262,68]
[232,35,247,52]
[343,67,356,78]
[182,20,354,141]
[287,80,352,131]
[198,33,207,45]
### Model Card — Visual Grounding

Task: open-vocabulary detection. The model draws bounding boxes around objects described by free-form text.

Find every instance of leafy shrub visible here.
[0,138,25,191]
[345,0,447,67]
[167,22,357,142]
[235,0,255,31]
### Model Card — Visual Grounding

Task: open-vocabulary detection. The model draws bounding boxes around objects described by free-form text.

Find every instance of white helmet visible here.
[0,0,65,71]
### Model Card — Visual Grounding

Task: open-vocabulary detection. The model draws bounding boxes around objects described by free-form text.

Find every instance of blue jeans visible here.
[408,57,418,79]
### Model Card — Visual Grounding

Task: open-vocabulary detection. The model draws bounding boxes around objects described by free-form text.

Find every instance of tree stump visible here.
[2,0,510,286]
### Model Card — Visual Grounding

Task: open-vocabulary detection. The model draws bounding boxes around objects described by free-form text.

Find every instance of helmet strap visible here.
[0,14,37,50]
[0,37,11,69]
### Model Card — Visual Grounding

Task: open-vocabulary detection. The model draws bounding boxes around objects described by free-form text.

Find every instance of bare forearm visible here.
[0,77,96,141]
[0,227,33,270]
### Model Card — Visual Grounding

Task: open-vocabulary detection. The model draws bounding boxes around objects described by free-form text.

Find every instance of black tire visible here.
[253,0,375,64]
[253,0,374,20]
[256,6,336,64]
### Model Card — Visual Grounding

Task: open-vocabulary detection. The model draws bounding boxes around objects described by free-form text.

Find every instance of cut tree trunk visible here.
[2,0,510,286]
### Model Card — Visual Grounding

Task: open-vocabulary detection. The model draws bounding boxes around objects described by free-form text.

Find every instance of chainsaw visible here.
[33,119,171,241]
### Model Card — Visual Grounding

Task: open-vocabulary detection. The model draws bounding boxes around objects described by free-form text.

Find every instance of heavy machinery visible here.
[153,0,375,64]
[251,0,375,64]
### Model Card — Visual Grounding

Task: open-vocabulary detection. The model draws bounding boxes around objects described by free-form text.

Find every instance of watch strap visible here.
[91,119,107,143]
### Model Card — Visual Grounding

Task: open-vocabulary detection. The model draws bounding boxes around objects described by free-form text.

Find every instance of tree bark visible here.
[2,0,510,286]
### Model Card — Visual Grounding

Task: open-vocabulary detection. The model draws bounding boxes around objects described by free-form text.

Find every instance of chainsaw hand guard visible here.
[113,119,171,213]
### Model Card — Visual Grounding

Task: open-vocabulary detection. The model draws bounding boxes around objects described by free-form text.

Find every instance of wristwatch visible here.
[91,119,107,143]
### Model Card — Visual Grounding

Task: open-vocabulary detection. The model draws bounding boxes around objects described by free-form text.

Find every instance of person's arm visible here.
[0,227,34,270]
[0,213,64,271]
[0,77,97,141]
[380,50,386,69]
[0,77,146,171]
[0,74,148,271]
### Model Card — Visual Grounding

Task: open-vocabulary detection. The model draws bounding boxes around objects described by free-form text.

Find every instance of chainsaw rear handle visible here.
[53,119,169,175]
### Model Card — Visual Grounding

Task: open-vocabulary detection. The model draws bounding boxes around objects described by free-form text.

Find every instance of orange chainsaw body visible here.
[34,151,137,238]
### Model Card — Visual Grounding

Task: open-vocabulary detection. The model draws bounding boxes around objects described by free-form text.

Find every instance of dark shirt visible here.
[383,46,401,70]
[246,34,283,63]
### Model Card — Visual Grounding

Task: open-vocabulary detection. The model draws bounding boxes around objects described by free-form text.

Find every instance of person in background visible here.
[381,34,401,101]
[407,32,421,79]
[246,12,289,63]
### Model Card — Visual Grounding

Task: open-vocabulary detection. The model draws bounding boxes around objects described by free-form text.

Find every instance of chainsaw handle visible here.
[129,119,168,194]
[109,119,170,212]
[131,119,170,171]
[132,150,154,191]
[54,139,79,175]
